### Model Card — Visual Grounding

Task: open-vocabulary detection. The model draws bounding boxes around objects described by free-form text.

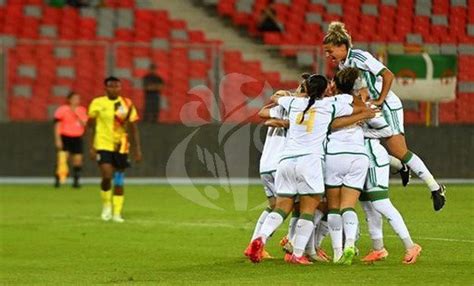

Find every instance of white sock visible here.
[360,201,384,250]
[259,211,284,244]
[305,228,316,256]
[305,209,324,254]
[372,199,414,250]
[313,209,324,226]
[250,209,270,242]
[328,212,343,261]
[314,220,329,248]
[405,152,440,191]
[342,209,359,249]
[390,155,403,171]
[293,218,314,257]
[288,216,298,242]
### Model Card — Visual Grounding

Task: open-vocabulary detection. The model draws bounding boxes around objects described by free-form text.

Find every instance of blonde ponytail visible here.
[323,21,352,48]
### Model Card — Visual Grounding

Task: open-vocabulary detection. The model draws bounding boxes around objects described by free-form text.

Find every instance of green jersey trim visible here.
[287,98,296,115]
[325,184,343,189]
[277,193,297,198]
[382,101,403,111]
[376,67,387,77]
[324,105,337,154]
[279,153,311,163]
[367,190,389,201]
[366,123,389,130]
[366,140,390,168]
[342,184,364,192]
[326,151,369,157]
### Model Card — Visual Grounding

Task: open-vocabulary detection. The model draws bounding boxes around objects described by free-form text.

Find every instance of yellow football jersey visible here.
[88,95,139,153]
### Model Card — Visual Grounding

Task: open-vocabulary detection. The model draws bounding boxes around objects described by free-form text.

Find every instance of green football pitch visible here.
[1,184,473,285]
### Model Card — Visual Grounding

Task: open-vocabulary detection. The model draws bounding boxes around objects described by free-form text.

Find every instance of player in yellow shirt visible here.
[87,76,142,223]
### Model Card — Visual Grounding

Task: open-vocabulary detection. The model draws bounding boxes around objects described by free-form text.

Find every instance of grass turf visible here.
[1,184,473,285]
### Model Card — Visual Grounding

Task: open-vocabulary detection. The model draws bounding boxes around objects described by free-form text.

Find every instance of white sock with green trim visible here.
[250,209,271,242]
[372,199,414,249]
[360,201,384,250]
[305,209,324,253]
[314,220,329,248]
[259,211,284,244]
[293,217,314,257]
[342,209,359,249]
[405,152,440,191]
[328,212,343,261]
[288,216,298,242]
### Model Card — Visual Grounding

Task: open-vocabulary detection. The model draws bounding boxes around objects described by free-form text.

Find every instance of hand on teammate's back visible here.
[362,106,377,119]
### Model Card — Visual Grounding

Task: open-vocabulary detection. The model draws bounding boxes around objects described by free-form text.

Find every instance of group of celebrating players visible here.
[244,21,446,265]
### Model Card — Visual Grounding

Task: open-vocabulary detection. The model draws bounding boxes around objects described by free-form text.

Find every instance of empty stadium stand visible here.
[211,0,474,123]
[1,0,473,123]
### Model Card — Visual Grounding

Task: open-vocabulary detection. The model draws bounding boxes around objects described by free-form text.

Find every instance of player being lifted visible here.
[322,21,446,211]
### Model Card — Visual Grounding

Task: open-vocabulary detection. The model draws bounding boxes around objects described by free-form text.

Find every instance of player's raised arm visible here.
[373,68,394,106]
[270,90,291,104]
[331,107,375,129]
[264,118,289,128]
[258,102,277,119]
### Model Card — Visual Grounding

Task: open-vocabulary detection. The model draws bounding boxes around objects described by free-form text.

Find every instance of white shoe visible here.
[112,214,124,223]
[101,206,112,221]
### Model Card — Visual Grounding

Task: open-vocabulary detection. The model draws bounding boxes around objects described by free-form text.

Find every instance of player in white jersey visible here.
[243,102,288,259]
[323,67,373,265]
[359,137,422,264]
[322,21,446,212]
[247,74,369,265]
[333,75,423,264]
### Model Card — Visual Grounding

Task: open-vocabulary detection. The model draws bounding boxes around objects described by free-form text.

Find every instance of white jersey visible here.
[340,48,402,110]
[278,96,353,159]
[324,94,366,156]
[259,105,288,173]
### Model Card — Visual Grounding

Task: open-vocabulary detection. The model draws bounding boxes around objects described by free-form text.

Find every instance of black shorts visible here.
[61,135,83,154]
[96,150,130,169]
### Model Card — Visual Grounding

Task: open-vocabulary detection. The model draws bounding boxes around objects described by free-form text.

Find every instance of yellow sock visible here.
[113,195,124,216]
[56,151,69,183]
[101,190,112,207]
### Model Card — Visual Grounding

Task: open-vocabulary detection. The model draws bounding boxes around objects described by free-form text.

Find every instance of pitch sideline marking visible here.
[71,216,474,244]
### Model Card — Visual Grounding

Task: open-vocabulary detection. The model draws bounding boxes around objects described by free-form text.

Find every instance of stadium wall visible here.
[0,123,472,179]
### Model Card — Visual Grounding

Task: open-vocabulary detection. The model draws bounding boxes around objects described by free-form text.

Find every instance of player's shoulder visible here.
[349,49,373,62]
[334,93,354,103]
[314,98,337,111]
[120,96,134,105]
[90,95,107,104]
[289,97,308,109]
[54,105,68,117]
[56,105,68,112]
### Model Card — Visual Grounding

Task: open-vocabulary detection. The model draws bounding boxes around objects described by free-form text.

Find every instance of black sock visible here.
[73,166,82,187]
[54,174,60,188]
